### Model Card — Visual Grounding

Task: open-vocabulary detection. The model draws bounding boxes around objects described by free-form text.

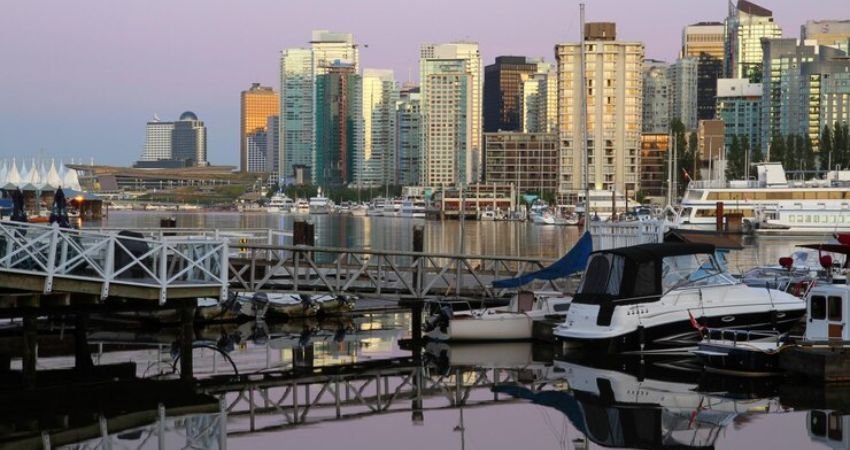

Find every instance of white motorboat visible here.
[293,199,310,214]
[424,291,573,341]
[308,189,333,214]
[400,198,426,218]
[553,242,806,353]
[350,203,368,216]
[576,190,636,221]
[479,208,496,221]
[267,193,293,213]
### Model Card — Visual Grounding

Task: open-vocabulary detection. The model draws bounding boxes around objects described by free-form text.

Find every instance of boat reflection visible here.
[495,357,788,449]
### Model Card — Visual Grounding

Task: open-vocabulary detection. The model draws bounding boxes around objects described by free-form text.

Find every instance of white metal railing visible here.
[0,221,229,303]
[96,227,292,249]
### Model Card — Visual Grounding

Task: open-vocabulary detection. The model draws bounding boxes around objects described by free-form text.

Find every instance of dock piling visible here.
[179,301,195,381]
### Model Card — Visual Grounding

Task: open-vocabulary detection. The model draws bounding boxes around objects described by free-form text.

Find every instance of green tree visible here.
[785,134,798,171]
[839,122,850,168]
[750,138,763,178]
[726,134,744,180]
[770,134,786,163]
[803,135,815,174]
[820,125,833,171]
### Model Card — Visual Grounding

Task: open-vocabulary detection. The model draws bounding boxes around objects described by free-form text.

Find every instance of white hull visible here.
[426,311,533,341]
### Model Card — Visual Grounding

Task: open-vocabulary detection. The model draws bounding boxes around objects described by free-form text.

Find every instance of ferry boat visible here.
[308,189,333,214]
[678,163,850,233]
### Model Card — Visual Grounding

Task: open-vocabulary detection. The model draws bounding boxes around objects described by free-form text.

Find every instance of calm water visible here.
[27,212,836,449]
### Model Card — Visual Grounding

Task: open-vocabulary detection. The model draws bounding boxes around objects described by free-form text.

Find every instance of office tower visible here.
[314,63,361,186]
[265,115,280,184]
[555,23,644,194]
[245,129,268,173]
[682,22,725,120]
[396,85,422,186]
[802,20,850,53]
[639,134,669,199]
[359,69,398,186]
[240,83,278,172]
[139,116,175,162]
[484,56,539,132]
[724,0,781,80]
[520,61,557,133]
[716,78,762,155]
[171,111,207,166]
[279,31,359,185]
[642,59,670,133]
[668,58,698,131]
[420,42,482,186]
[279,48,314,184]
[761,39,850,151]
[483,132,559,195]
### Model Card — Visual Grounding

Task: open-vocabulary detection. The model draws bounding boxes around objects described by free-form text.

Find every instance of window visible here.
[811,295,826,320]
[829,296,843,321]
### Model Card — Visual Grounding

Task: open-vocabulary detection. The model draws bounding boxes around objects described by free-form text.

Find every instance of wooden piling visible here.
[22,314,37,388]
[715,201,724,232]
[179,302,195,381]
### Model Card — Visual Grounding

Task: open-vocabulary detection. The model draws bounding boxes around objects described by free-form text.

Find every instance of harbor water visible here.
[1,211,842,449]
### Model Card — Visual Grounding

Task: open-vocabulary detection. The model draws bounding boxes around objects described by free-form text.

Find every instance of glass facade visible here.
[640,133,669,199]
[669,57,698,131]
[642,59,670,134]
[682,23,725,121]
[240,84,278,172]
[396,87,422,186]
[314,64,361,186]
[279,48,314,184]
[359,69,398,186]
[724,0,782,80]
[716,78,762,156]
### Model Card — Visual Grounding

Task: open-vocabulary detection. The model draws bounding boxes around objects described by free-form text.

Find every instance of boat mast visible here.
[579,3,590,215]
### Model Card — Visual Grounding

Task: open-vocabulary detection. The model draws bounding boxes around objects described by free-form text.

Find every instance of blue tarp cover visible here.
[492,231,593,288]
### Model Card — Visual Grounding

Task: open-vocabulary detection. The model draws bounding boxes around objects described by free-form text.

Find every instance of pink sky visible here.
[0,0,847,166]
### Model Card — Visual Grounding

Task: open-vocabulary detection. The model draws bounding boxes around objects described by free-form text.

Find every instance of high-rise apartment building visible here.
[682,22,725,120]
[136,112,207,168]
[698,119,725,180]
[314,63,361,186]
[240,83,278,172]
[802,20,850,53]
[668,58,698,131]
[642,59,670,134]
[761,39,850,151]
[724,0,781,80]
[520,61,557,134]
[555,23,644,194]
[139,117,174,163]
[359,69,398,186]
[484,56,539,132]
[396,85,422,186]
[716,78,762,155]
[279,31,359,185]
[420,42,482,186]
[246,130,268,173]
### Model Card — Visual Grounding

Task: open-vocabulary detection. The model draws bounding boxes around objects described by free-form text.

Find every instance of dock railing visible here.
[0,221,229,303]
[97,227,292,248]
[228,244,556,300]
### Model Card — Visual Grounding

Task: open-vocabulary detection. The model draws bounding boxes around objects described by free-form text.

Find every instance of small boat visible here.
[400,198,426,218]
[293,199,310,214]
[233,292,320,319]
[350,203,368,216]
[267,193,293,213]
[424,292,573,341]
[479,208,496,221]
[553,242,806,353]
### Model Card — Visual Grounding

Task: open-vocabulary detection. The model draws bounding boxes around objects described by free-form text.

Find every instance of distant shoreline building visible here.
[724,0,781,80]
[135,111,207,169]
[682,22,725,121]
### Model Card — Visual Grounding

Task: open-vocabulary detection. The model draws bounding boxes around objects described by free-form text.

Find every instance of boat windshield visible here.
[662,253,734,292]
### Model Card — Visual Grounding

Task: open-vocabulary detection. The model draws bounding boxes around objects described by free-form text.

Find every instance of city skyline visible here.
[1,0,847,166]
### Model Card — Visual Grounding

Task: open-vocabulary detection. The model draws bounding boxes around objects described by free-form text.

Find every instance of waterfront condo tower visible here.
[240,83,279,173]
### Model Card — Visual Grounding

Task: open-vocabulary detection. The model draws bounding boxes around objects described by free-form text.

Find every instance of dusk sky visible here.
[1,0,847,167]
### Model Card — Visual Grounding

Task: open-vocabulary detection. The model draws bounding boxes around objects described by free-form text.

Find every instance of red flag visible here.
[688,310,705,332]
[681,168,692,182]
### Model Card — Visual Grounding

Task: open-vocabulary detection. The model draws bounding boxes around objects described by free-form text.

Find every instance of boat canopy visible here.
[492,231,592,288]
[574,243,718,305]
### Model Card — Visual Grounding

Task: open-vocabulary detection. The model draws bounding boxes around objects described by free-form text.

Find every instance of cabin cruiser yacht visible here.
[293,198,310,214]
[267,193,293,213]
[308,188,333,214]
[553,243,805,353]
[678,163,850,233]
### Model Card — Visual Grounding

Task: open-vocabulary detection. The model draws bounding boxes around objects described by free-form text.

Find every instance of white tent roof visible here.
[0,162,7,187]
[6,160,21,186]
[45,160,62,188]
[63,167,81,191]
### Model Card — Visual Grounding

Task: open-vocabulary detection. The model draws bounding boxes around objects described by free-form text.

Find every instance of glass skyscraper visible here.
[724,0,782,80]
[360,69,397,186]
